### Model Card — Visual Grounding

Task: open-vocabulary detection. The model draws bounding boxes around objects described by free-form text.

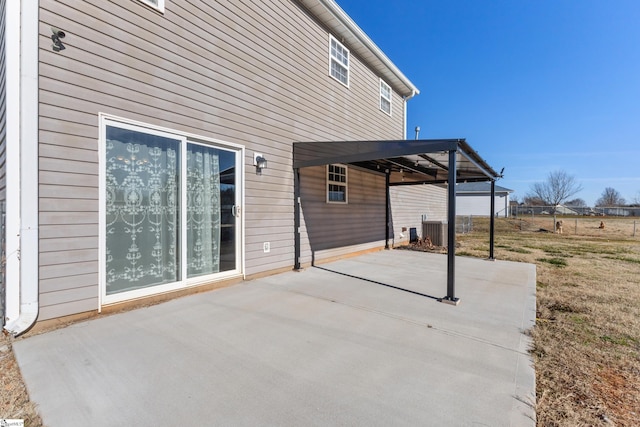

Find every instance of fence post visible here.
[634,221,637,237]
[575,219,578,235]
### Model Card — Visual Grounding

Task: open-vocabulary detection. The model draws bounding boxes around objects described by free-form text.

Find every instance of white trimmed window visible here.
[138,0,165,12]
[327,164,348,203]
[380,79,392,115]
[329,35,349,87]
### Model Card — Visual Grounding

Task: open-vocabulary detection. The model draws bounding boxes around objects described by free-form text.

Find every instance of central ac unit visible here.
[422,220,448,247]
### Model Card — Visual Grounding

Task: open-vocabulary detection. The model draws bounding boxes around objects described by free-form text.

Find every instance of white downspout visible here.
[4,0,39,336]
[4,0,22,326]
[403,90,417,140]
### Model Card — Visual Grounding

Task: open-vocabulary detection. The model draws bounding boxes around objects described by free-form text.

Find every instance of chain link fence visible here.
[504,206,639,237]
[456,215,473,234]
[511,205,640,218]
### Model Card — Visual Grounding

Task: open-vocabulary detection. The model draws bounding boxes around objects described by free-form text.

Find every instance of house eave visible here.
[458,190,512,195]
[297,0,419,98]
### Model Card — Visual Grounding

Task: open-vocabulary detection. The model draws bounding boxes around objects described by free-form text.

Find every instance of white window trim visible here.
[326,164,348,204]
[98,114,244,308]
[329,35,350,87]
[137,0,165,13]
[380,79,392,116]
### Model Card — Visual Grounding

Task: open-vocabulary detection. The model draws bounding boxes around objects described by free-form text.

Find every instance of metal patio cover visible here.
[292,138,502,304]
[293,139,499,186]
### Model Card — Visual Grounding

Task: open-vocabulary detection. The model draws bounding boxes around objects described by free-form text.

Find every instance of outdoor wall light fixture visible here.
[253,153,267,172]
[51,27,66,52]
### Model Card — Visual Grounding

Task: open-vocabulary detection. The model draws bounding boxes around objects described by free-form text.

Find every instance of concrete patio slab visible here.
[13,250,536,426]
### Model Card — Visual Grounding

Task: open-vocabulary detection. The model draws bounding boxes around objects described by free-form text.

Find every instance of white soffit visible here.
[299,0,419,98]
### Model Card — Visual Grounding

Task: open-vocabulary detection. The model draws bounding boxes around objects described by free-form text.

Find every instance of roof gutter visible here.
[4,0,39,337]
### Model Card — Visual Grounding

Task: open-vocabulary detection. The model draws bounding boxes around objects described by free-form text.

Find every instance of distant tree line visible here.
[595,187,625,207]
[518,170,639,207]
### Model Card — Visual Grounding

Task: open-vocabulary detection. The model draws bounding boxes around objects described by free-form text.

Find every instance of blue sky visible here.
[336,0,640,205]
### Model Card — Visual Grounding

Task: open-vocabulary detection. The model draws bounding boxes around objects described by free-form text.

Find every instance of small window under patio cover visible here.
[293,138,499,184]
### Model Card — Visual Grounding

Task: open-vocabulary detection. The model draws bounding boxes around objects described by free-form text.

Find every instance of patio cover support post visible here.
[385,170,390,249]
[442,149,460,305]
[294,168,301,270]
[489,180,496,260]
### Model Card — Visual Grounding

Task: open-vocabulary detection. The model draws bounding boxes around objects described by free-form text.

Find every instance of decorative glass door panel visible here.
[103,119,242,300]
[105,126,181,295]
[186,144,237,277]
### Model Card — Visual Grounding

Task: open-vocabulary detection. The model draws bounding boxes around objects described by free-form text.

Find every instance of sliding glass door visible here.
[186,143,238,277]
[102,119,242,302]
[217,151,237,273]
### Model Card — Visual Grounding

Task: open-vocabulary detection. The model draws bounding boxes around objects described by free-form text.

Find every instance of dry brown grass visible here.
[458,216,640,426]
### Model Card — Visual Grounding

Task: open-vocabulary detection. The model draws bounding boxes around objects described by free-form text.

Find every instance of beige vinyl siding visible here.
[390,185,448,245]
[38,152,97,315]
[38,0,406,318]
[298,166,386,264]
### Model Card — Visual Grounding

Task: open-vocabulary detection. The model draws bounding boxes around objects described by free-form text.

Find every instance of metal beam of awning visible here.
[292,138,501,305]
[293,139,459,169]
[293,139,499,185]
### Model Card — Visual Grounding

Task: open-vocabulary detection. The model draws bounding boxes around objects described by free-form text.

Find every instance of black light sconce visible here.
[253,153,267,173]
[51,27,66,52]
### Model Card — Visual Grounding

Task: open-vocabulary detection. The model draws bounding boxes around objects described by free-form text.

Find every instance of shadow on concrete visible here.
[314,265,441,301]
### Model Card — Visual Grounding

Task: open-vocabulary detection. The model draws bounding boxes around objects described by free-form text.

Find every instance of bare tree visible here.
[632,191,640,206]
[526,170,583,207]
[566,198,587,207]
[523,195,545,205]
[595,187,626,207]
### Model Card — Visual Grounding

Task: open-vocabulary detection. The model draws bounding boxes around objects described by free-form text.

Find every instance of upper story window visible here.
[380,79,392,115]
[138,0,165,12]
[329,35,350,87]
[327,164,348,203]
